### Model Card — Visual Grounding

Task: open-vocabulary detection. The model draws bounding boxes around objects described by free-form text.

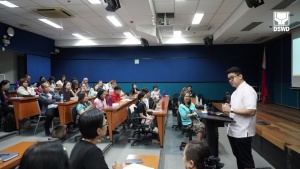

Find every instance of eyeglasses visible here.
[227,75,238,81]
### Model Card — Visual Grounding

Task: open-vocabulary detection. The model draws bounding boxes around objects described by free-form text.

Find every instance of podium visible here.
[197,112,235,157]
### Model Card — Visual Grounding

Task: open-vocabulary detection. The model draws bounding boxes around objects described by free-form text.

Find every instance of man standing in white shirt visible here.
[222,67,257,169]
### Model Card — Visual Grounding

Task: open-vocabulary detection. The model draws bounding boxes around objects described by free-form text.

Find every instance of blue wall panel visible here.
[27,55,51,83]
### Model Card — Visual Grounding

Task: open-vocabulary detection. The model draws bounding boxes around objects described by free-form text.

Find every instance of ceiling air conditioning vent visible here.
[241,22,262,31]
[186,25,211,31]
[272,0,297,10]
[32,7,74,18]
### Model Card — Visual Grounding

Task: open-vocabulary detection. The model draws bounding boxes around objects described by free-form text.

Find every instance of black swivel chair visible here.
[71,106,82,141]
[179,113,194,150]
[172,110,182,130]
[127,107,151,146]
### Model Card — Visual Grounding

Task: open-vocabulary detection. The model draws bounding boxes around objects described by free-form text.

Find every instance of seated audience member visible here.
[141,88,151,109]
[36,78,46,95]
[71,80,81,96]
[135,92,159,142]
[81,77,90,90]
[17,78,33,96]
[183,140,211,169]
[178,87,188,105]
[76,92,93,115]
[80,83,87,93]
[60,81,76,100]
[179,92,205,141]
[187,85,196,98]
[89,84,99,97]
[38,83,60,135]
[111,86,122,103]
[19,141,69,169]
[48,76,56,91]
[0,80,14,115]
[97,80,104,91]
[129,83,140,95]
[24,74,32,86]
[36,76,46,88]
[70,108,123,169]
[151,85,161,101]
[106,80,117,93]
[94,89,107,110]
[56,75,66,87]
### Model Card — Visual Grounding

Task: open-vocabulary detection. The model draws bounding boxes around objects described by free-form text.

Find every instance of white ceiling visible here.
[0,0,299,47]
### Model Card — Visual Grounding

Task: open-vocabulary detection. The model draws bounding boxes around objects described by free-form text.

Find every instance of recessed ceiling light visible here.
[0,1,18,8]
[192,13,204,25]
[174,31,182,37]
[123,32,134,38]
[72,33,87,39]
[38,19,63,29]
[106,16,122,27]
[88,0,101,4]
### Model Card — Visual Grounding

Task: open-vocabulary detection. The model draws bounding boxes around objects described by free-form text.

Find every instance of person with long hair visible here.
[70,108,123,169]
[17,78,32,96]
[71,80,80,96]
[94,89,107,110]
[19,141,69,169]
[0,80,14,115]
[76,92,93,115]
[129,83,140,95]
[179,92,205,141]
[183,140,211,169]
[60,81,76,99]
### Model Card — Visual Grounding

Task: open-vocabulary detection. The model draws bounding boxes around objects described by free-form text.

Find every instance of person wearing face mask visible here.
[135,92,159,143]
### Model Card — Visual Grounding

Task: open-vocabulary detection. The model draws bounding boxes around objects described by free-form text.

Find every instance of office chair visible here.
[171,93,179,117]
[127,107,151,146]
[34,100,54,135]
[172,110,181,130]
[71,106,82,141]
[179,113,194,150]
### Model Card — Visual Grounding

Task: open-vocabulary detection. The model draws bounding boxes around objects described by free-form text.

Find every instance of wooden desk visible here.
[212,102,223,112]
[102,98,137,143]
[0,142,36,169]
[10,96,40,131]
[55,97,95,125]
[153,96,169,148]
[125,154,159,169]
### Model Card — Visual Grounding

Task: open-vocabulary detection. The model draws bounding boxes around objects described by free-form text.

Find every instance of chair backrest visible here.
[36,100,43,115]
[148,97,156,110]
[176,110,182,129]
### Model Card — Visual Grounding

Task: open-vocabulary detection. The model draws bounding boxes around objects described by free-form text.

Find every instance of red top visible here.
[111,91,121,103]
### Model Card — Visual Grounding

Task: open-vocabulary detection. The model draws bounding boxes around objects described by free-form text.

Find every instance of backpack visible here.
[3,112,16,132]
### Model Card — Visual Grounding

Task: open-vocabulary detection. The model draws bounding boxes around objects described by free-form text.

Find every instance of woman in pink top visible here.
[94,89,108,110]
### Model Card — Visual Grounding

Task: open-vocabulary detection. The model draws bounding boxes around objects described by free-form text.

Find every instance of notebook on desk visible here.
[0,152,18,161]
[125,158,143,164]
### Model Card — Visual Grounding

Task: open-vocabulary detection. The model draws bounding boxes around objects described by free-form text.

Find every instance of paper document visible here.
[124,164,154,169]
[201,111,208,114]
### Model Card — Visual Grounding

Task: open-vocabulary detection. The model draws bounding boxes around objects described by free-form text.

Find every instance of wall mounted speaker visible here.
[204,37,213,47]
[105,0,121,12]
[140,38,149,47]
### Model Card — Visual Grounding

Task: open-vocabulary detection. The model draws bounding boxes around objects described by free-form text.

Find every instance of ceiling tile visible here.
[175,1,198,14]
[154,1,175,13]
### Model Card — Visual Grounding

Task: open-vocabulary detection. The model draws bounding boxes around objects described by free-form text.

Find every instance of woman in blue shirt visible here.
[76,92,93,115]
[179,92,205,141]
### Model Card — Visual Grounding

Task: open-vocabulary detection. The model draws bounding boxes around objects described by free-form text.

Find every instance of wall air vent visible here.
[241,22,263,31]
[32,7,74,18]
[253,36,269,42]
[272,0,297,10]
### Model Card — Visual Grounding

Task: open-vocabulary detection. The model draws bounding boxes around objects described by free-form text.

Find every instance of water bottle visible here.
[162,90,166,97]
[60,94,64,102]
[195,95,199,104]
[199,98,202,105]
[204,104,207,111]
[162,100,165,110]
[108,95,112,107]
[89,88,94,97]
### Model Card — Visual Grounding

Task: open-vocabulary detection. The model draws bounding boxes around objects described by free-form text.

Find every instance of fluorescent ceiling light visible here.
[192,13,204,25]
[0,1,18,8]
[123,32,134,38]
[106,16,122,27]
[88,0,101,4]
[174,31,182,37]
[72,33,87,39]
[39,19,63,29]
